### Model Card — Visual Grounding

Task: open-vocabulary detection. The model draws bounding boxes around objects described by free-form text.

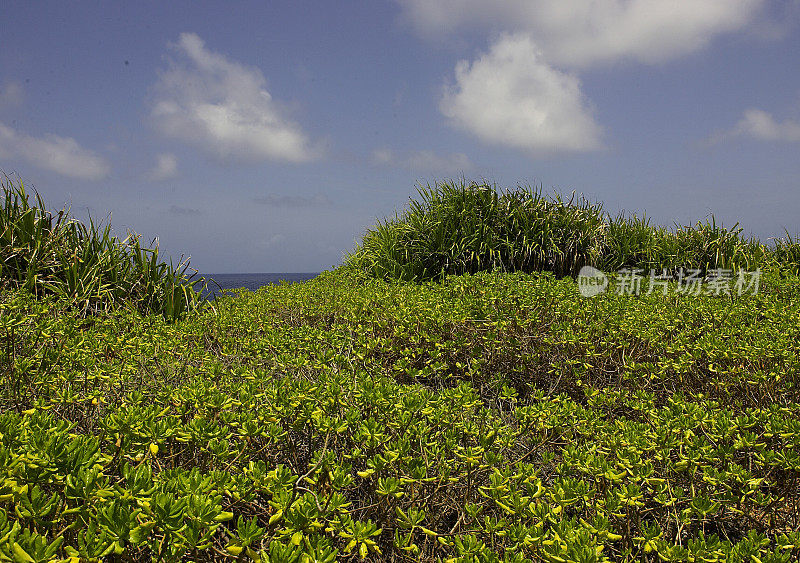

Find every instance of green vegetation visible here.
[1,178,800,561]
[347,179,794,281]
[346,182,606,280]
[0,176,205,321]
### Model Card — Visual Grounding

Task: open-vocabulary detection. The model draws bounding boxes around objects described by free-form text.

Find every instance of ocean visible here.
[200,272,319,299]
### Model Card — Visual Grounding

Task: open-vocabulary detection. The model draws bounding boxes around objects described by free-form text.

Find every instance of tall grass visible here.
[771,231,800,275]
[348,179,799,281]
[348,180,606,280]
[599,214,767,273]
[0,175,205,320]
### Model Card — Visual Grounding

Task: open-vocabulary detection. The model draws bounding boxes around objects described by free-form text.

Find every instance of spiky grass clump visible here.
[0,176,205,320]
[600,214,766,274]
[770,232,800,275]
[600,212,669,272]
[349,179,786,282]
[347,180,607,281]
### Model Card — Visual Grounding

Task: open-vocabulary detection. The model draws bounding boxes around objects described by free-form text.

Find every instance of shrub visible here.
[0,175,205,320]
[770,231,800,274]
[347,179,607,280]
[3,269,800,561]
[349,179,789,282]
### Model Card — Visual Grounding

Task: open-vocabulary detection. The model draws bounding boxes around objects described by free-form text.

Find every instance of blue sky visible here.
[1,1,799,273]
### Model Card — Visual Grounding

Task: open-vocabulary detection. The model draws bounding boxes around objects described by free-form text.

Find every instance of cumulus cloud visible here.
[440,33,602,154]
[253,193,332,208]
[0,81,23,109]
[149,153,178,180]
[731,108,800,142]
[705,108,800,146]
[398,0,765,67]
[0,122,110,180]
[372,148,474,174]
[152,33,318,163]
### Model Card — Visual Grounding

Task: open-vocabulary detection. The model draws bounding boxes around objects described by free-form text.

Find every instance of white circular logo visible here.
[577,266,608,297]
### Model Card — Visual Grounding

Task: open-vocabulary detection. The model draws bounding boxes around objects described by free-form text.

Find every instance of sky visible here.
[1,1,800,273]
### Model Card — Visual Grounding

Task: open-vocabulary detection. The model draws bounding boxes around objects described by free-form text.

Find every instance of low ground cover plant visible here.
[1,178,800,561]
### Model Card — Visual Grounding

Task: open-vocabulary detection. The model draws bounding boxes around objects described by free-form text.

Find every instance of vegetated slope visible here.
[2,269,800,561]
[347,179,798,281]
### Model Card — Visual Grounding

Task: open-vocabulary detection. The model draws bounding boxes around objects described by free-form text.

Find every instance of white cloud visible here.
[372,148,474,174]
[0,81,23,109]
[152,33,318,163]
[732,108,800,142]
[398,0,764,67]
[440,33,602,154]
[149,153,178,180]
[0,122,110,180]
[705,108,800,146]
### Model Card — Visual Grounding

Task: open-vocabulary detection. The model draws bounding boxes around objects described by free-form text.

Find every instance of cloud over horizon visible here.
[168,204,202,216]
[398,0,765,68]
[440,33,602,154]
[152,33,318,163]
[0,122,110,180]
[372,148,474,175]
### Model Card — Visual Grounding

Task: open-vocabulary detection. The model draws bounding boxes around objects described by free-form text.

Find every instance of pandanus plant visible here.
[0,175,205,320]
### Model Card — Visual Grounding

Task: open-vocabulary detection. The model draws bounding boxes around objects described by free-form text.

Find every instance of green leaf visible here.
[11,543,35,563]
[213,511,233,522]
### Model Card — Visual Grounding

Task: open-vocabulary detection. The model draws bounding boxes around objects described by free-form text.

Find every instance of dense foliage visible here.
[2,268,800,561]
[346,180,795,281]
[2,177,799,561]
[0,176,205,321]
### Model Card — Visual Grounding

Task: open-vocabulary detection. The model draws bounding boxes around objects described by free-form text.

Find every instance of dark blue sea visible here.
[200,273,319,299]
